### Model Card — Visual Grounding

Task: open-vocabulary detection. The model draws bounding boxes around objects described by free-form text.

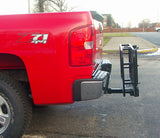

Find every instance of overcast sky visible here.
[0,0,160,27]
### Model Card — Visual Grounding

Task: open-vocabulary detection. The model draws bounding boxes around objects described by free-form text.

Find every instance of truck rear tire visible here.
[0,73,32,138]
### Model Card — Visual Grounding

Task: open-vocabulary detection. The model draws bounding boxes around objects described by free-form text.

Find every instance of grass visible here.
[103,33,135,46]
[103,33,134,37]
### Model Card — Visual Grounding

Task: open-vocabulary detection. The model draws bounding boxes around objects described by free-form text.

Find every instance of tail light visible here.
[69,25,94,66]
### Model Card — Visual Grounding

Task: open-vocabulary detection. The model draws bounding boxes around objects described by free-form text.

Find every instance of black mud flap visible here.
[108,44,139,97]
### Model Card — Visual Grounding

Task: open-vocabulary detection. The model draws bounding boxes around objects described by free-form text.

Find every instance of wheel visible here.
[0,73,32,138]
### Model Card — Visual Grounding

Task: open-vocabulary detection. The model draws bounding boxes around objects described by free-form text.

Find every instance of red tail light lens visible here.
[70,25,94,66]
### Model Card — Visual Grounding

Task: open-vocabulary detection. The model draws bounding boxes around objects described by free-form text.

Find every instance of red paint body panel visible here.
[0,12,103,105]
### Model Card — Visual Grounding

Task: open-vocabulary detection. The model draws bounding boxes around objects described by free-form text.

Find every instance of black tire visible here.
[0,72,32,138]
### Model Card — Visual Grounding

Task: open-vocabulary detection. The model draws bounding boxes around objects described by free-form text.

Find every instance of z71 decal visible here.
[17,33,49,44]
[31,34,48,44]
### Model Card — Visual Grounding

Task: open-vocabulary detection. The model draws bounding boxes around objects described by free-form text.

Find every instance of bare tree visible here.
[138,19,151,28]
[127,20,132,28]
[32,0,45,13]
[33,0,73,13]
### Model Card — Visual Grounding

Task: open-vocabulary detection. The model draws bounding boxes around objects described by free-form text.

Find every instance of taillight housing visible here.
[69,25,94,66]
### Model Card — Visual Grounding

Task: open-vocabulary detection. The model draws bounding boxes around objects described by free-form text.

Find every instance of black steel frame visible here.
[108,44,139,97]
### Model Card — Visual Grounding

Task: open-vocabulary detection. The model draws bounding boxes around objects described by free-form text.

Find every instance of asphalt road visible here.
[23,55,160,138]
[131,32,160,47]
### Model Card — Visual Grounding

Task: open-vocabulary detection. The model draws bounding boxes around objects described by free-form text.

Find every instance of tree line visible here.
[33,0,73,13]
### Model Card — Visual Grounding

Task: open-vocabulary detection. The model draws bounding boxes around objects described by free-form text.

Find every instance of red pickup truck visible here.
[0,11,139,138]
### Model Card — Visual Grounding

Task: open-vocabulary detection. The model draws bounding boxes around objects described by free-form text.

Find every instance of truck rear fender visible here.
[0,53,25,70]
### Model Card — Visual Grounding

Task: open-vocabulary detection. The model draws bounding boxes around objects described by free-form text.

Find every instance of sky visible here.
[0,0,160,27]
